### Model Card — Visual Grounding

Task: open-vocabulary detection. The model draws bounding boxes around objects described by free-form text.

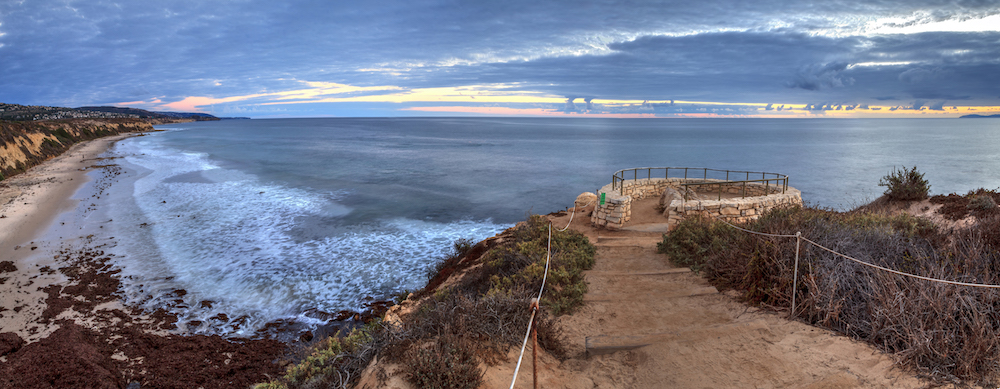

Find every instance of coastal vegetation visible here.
[254,214,595,389]
[878,165,930,201]
[0,119,154,179]
[0,102,221,121]
[659,175,1000,385]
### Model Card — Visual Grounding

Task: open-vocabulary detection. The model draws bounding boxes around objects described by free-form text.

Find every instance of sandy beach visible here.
[0,134,133,341]
[0,134,289,388]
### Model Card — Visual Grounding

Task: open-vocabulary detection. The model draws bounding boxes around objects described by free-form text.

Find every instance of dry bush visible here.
[660,205,1000,385]
[403,333,484,389]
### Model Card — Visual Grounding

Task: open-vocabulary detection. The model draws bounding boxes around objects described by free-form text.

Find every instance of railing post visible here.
[791,232,801,319]
[684,168,688,180]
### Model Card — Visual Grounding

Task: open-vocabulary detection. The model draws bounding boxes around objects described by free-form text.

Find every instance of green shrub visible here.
[968,194,997,212]
[254,215,592,389]
[482,215,595,315]
[51,128,73,144]
[879,166,930,201]
[657,215,739,274]
[255,320,387,389]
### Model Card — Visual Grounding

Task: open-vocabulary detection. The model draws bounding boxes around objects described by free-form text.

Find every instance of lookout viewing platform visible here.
[589,167,803,231]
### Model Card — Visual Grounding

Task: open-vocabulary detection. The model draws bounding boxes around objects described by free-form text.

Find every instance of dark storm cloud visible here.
[787,62,855,91]
[1,0,999,115]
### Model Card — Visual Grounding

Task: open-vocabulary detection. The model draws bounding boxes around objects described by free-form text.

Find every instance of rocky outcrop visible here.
[0,119,152,180]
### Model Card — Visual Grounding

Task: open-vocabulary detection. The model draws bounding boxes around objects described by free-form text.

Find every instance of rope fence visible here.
[557,197,595,232]
[509,221,554,389]
[709,216,1000,318]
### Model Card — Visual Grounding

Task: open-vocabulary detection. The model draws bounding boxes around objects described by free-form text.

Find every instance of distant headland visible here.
[959,114,1000,118]
[0,102,247,122]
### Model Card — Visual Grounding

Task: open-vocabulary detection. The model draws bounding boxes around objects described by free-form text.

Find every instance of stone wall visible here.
[591,177,802,230]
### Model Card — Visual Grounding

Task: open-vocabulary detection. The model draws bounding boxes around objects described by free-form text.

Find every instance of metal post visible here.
[684,168,688,180]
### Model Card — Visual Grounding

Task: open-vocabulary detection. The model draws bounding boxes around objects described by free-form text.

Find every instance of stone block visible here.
[720,207,740,216]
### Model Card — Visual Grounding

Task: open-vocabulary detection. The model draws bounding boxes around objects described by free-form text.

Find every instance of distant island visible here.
[959,114,1000,118]
[0,102,237,122]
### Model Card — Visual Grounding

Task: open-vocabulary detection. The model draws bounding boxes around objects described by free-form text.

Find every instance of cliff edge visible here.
[0,118,152,180]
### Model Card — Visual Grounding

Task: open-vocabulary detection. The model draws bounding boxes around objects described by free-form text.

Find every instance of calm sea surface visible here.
[67,117,1000,336]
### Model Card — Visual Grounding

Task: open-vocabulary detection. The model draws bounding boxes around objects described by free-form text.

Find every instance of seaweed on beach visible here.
[659,203,1000,385]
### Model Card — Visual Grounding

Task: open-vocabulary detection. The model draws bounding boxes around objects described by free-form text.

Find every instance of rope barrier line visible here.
[509,221,554,389]
[558,198,595,232]
[711,215,1000,289]
[799,236,1000,289]
[711,216,798,238]
[509,308,537,389]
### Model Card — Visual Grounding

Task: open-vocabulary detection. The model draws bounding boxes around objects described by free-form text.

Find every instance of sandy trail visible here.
[481,200,935,389]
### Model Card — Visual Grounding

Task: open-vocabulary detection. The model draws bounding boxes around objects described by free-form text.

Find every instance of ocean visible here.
[59,117,1000,337]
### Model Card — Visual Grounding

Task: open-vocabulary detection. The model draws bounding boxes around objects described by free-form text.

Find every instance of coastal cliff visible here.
[0,118,152,180]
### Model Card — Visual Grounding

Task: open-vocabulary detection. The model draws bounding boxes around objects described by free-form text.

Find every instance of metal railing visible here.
[611,167,789,200]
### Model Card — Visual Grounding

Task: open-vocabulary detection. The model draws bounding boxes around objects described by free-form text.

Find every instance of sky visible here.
[1,1,999,118]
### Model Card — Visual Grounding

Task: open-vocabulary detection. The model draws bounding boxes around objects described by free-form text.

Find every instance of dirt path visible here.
[481,201,937,388]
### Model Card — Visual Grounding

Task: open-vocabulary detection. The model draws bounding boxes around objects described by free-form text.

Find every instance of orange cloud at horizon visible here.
[108,79,1000,118]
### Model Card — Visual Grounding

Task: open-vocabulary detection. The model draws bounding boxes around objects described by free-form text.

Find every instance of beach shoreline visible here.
[0,133,290,388]
[0,134,134,341]
[0,133,128,255]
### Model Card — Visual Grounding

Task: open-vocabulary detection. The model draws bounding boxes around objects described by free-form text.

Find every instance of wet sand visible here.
[0,134,289,388]
[0,134,133,341]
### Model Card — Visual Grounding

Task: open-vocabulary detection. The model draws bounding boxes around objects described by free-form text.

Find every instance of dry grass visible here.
[660,204,1000,385]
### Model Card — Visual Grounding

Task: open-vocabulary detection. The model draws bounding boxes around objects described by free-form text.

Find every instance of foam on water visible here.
[101,133,508,336]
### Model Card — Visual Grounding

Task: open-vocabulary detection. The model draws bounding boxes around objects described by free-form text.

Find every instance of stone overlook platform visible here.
[590,167,802,231]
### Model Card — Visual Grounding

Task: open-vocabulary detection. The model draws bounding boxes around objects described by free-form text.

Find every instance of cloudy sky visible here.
[1,1,999,118]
